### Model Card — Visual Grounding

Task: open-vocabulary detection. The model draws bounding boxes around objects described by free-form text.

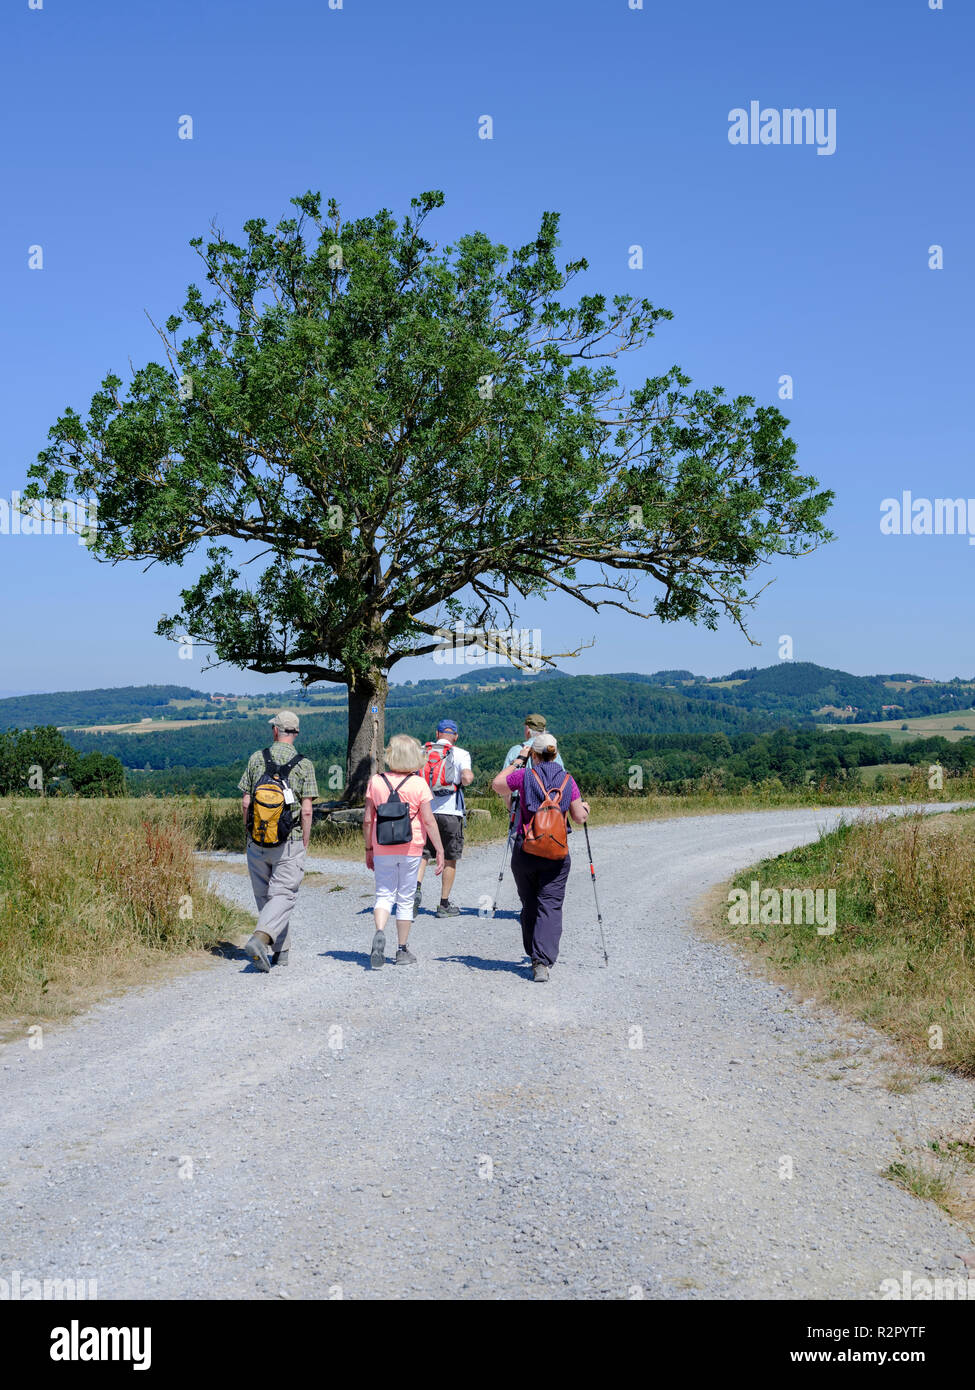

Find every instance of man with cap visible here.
[238,709,319,971]
[414,718,473,917]
[503,714,564,770]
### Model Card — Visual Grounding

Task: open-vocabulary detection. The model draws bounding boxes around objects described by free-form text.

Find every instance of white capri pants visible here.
[373,853,422,920]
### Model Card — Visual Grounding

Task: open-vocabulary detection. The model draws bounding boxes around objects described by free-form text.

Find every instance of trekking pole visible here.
[583,821,609,966]
[490,792,519,918]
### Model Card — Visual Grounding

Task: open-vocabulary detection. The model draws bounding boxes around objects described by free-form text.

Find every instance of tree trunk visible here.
[345,669,388,804]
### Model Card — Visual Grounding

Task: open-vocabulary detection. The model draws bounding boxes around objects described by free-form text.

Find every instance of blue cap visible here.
[437,718,459,735]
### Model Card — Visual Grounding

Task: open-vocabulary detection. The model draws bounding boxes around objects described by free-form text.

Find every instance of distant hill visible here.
[688,663,974,722]
[0,685,206,730]
[63,676,777,774]
[4,663,975,783]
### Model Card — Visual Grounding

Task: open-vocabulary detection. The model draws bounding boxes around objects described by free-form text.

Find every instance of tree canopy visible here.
[0,726,125,797]
[27,190,833,799]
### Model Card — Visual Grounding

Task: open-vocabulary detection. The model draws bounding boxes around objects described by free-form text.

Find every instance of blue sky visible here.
[1,0,971,695]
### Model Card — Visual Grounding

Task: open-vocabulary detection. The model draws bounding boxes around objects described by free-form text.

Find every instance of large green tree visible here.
[27,191,832,801]
[0,726,124,796]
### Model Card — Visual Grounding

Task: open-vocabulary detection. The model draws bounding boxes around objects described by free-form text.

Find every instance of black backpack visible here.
[374,774,417,846]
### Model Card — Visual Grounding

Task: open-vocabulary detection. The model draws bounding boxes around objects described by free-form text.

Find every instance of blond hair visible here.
[385,733,424,774]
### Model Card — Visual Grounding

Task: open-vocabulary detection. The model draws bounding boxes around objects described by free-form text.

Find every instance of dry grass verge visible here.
[701,809,975,1234]
[710,810,975,1076]
[0,798,253,1037]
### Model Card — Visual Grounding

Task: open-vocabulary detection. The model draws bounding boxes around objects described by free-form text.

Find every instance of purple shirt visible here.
[506,766,580,834]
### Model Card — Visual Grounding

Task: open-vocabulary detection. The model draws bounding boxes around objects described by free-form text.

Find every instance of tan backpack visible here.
[522,768,571,860]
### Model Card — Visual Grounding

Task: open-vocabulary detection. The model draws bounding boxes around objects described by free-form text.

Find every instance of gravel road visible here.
[3,804,974,1300]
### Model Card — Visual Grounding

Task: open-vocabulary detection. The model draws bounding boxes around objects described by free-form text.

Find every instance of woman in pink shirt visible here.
[363,735,444,969]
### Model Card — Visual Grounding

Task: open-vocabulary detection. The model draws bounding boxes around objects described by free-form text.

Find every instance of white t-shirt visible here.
[429,743,471,817]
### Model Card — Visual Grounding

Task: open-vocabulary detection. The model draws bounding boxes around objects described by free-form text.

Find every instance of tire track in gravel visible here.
[2,805,973,1300]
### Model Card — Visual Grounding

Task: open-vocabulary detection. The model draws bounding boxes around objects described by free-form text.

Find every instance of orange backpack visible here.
[522,768,571,860]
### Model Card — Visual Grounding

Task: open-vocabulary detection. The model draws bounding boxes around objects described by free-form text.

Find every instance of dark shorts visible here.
[423,812,464,861]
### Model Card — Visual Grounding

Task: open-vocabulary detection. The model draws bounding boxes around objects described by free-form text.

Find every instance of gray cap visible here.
[531,732,557,754]
[269,709,300,732]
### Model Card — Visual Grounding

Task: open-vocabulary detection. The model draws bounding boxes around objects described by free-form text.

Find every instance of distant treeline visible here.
[4,663,975,737]
[0,685,204,729]
[664,663,975,722]
[122,728,975,799]
[67,677,778,774]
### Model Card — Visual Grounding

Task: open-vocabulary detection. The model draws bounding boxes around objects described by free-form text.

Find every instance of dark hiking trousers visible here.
[510,841,571,967]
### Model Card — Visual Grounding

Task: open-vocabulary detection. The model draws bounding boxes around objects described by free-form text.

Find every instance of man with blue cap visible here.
[414,717,473,917]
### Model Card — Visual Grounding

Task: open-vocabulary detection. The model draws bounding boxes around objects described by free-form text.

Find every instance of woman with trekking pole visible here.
[490,733,590,982]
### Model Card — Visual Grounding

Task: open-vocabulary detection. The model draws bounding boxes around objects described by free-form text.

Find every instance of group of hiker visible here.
[239,709,590,983]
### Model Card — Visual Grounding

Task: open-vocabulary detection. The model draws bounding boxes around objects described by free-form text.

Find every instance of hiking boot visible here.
[370,930,387,969]
[395,945,417,965]
[244,934,271,973]
[413,885,422,915]
[532,960,550,983]
[435,900,460,918]
[271,948,289,967]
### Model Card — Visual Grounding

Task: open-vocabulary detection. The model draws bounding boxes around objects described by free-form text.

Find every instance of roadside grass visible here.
[182,773,975,857]
[711,811,975,1076]
[884,1138,975,1228]
[885,1158,956,1208]
[0,799,254,1036]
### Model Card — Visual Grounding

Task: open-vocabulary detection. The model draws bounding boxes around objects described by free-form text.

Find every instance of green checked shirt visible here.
[238,744,319,842]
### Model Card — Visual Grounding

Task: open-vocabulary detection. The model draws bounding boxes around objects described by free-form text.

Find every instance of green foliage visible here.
[0,685,204,730]
[70,751,126,797]
[25,190,832,797]
[0,726,125,797]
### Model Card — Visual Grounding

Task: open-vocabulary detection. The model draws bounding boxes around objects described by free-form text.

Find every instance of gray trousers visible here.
[246,838,307,952]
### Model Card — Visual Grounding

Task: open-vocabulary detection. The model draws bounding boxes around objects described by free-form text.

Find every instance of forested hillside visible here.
[0,685,206,728]
[3,663,974,737]
[66,677,776,770]
[4,665,975,801]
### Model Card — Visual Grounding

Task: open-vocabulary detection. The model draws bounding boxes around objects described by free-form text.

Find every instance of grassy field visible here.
[0,799,254,1035]
[822,712,975,742]
[711,809,975,1075]
[856,762,914,785]
[67,717,230,733]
